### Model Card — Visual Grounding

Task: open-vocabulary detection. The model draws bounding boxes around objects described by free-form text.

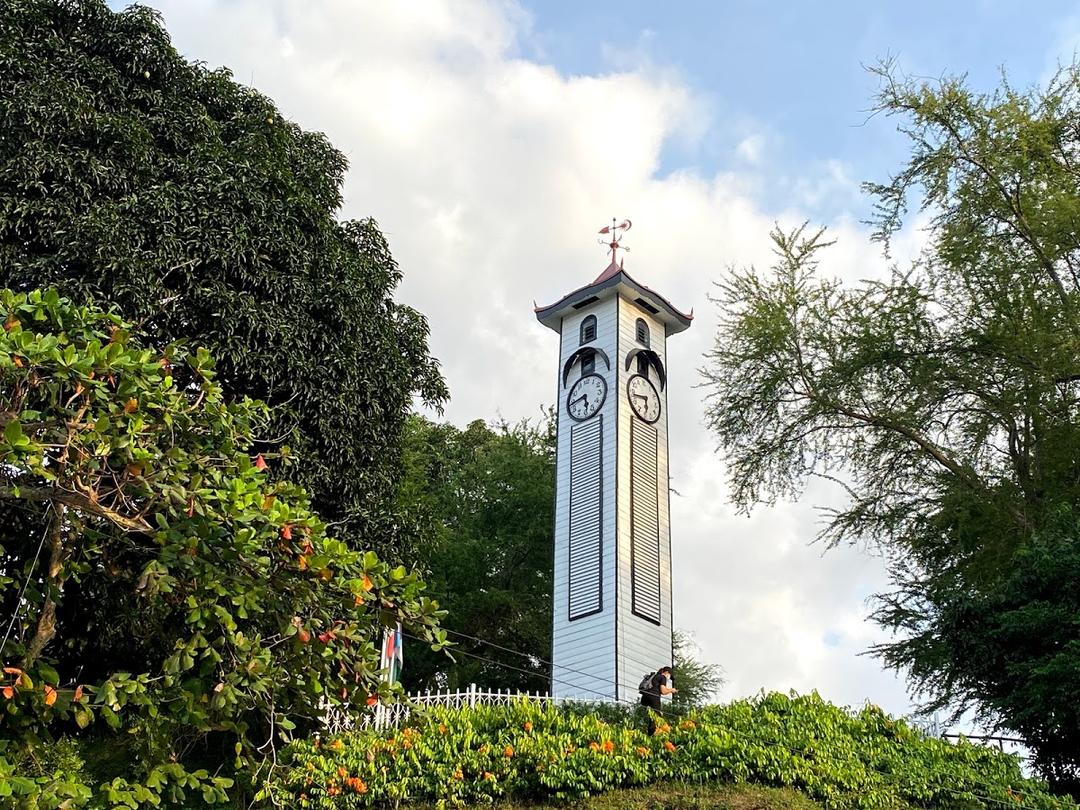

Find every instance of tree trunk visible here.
[21,502,65,670]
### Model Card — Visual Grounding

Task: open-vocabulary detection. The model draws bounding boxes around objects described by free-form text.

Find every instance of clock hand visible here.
[570,394,587,409]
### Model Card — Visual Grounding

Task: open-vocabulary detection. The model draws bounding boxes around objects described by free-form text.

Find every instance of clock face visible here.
[567,373,607,421]
[627,374,661,423]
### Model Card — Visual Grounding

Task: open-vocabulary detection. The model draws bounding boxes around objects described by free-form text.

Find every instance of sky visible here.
[123,0,1080,725]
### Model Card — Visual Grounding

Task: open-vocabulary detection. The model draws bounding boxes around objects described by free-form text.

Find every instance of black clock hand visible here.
[570,394,587,409]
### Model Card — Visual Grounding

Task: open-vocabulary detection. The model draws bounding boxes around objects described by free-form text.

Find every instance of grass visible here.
[409,782,833,810]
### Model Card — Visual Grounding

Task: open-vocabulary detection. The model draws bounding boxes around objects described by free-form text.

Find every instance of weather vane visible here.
[598,218,631,264]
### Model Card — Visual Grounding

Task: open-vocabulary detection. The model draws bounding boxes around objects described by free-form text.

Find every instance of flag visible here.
[382,623,403,684]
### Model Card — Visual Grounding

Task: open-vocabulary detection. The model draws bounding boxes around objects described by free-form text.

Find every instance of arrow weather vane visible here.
[598,218,631,264]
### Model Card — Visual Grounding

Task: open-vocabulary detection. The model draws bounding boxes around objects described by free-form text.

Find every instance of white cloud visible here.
[152,0,919,716]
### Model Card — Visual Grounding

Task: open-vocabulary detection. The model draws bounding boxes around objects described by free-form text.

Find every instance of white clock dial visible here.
[627,374,661,423]
[567,373,607,421]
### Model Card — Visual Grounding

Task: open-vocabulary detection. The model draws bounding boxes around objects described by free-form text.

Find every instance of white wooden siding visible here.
[614,299,673,699]
[552,298,618,699]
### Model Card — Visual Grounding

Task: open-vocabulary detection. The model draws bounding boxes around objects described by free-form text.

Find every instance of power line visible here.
[0,503,52,659]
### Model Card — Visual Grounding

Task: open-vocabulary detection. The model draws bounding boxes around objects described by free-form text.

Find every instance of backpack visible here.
[637,671,656,694]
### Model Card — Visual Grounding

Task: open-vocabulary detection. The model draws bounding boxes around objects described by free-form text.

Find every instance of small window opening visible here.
[582,353,595,376]
[635,318,650,347]
[580,315,597,345]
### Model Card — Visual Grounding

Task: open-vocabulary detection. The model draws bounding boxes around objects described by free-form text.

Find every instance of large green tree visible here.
[701,64,1080,788]
[396,414,555,693]
[0,0,447,563]
[0,290,445,806]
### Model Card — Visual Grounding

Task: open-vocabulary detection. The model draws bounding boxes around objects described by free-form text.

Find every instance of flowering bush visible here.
[269,692,1074,809]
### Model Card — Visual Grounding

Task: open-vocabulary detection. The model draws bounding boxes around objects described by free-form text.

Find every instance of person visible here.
[640,665,676,734]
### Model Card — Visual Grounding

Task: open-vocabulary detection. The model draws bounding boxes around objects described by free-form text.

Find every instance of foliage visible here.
[490,782,826,810]
[0,290,445,806]
[700,62,1080,786]
[396,414,555,693]
[0,0,447,565]
[889,513,1080,794]
[268,692,1070,809]
[672,630,725,710]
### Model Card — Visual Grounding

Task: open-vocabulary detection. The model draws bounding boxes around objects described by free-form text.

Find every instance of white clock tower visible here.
[534,222,692,701]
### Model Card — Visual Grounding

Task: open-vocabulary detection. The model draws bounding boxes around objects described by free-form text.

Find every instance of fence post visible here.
[468,683,477,708]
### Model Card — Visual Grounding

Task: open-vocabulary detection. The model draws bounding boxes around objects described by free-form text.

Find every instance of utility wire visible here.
[0,503,52,659]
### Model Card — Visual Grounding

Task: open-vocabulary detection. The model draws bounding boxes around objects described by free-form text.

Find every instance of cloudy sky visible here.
[126,0,1080,721]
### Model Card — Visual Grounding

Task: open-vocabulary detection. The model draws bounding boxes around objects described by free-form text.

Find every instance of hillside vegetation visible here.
[268,692,1072,809]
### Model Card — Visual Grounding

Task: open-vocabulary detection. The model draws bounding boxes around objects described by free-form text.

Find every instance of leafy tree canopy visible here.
[0,0,447,563]
[702,62,1080,788]
[0,289,445,806]
[395,414,555,694]
[671,630,724,711]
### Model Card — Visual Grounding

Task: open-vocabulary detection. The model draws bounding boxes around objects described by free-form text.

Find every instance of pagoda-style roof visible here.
[534,259,693,334]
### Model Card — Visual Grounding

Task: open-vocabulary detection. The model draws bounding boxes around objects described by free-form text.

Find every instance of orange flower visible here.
[254,453,268,470]
[2,686,13,700]
[329,739,344,752]
[602,740,614,754]
[362,574,374,591]
[73,684,84,702]
[438,724,448,735]
[482,771,495,781]
[337,767,347,779]
[679,719,697,731]
[366,694,378,707]
[503,745,514,758]
[43,685,57,706]
[478,744,489,755]
[346,777,367,794]
[326,785,341,796]
[588,741,600,752]
[452,768,464,781]
[664,740,677,752]
[636,746,649,757]
[523,721,533,732]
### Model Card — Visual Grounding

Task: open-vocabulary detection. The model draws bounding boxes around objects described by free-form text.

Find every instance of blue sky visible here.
[526,1,1077,212]
[125,0,1079,733]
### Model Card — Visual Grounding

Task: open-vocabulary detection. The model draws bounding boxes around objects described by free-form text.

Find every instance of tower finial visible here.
[597,218,631,265]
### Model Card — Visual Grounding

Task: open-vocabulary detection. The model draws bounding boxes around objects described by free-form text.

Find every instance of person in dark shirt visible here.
[640,665,676,734]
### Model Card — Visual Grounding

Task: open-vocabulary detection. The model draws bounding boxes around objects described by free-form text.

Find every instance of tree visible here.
[0,0,447,565]
[701,63,1080,787]
[0,290,445,806]
[395,415,555,693]
[910,515,1080,794]
[671,630,725,711]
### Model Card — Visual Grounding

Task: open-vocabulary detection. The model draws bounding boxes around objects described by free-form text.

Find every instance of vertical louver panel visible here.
[568,417,603,620]
[631,419,661,624]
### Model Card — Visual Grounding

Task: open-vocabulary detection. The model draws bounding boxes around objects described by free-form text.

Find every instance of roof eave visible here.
[535,270,692,334]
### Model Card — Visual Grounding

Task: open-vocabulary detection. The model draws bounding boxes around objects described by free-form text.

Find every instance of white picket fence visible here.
[320,684,616,735]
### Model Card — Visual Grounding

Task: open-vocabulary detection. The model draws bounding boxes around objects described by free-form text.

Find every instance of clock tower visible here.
[534,222,692,701]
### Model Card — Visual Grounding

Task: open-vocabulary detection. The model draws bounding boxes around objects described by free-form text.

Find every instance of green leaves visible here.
[0,0,446,567]
[0,289,443,804]
[269,694,1072,809]
[702,63,1080,789]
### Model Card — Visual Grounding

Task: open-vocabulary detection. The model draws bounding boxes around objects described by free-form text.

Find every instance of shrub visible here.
[268,692,1074,809]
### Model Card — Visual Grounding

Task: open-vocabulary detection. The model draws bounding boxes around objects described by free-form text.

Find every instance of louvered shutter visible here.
[630,419,661,623]
[568,417,603,620]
